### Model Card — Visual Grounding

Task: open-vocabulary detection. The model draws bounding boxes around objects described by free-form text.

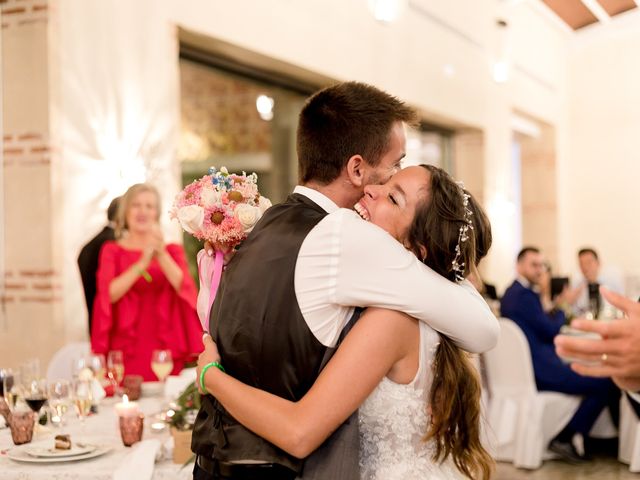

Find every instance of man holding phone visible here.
[501,247,620,462]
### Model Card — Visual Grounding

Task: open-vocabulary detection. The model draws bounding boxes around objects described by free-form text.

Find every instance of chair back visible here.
[46,342,90,381]
[483,318,537,396]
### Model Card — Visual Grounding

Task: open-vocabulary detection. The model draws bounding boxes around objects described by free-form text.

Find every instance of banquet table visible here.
[0,394,193,480]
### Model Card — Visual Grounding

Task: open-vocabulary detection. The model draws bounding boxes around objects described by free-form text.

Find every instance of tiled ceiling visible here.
[598,0,638,15]
[541,0,638,30]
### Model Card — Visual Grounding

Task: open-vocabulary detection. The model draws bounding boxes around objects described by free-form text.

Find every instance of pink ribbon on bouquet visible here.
[196,249,225,332]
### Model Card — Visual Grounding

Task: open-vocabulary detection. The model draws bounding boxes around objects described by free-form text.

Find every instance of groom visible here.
[191,82,498,480]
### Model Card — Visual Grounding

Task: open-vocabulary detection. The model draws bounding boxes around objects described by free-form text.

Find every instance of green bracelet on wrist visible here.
[199,361,225,393]
[135,265,153,283]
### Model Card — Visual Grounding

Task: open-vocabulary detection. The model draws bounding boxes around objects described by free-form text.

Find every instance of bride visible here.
[197,165,494,480]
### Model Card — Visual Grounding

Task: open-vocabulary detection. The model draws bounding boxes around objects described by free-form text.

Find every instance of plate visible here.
[7,444,112,464]
[25,440,97,458]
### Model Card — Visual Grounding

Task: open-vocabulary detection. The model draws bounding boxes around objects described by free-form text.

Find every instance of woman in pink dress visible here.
[91,183,203,381]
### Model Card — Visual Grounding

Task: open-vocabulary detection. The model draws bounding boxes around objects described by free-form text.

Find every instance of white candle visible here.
[114,394,139,417]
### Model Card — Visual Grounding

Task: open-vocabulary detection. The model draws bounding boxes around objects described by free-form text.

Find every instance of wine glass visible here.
[151,350,173,382]
[0,368,11,418]
[3,370,21,412]
[48,380,70,426]
[71,356,89,379]
[107,350,125,394]
[88,354,107,388]
[72,379,93,425]
[0,368,11,397]
[20,359,40,385]
[24,378,48,417]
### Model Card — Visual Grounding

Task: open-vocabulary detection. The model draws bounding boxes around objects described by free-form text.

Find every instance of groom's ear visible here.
[345,155,365,188]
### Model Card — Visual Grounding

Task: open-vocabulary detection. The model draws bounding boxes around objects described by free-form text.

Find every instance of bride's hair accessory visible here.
[451,182,474,282]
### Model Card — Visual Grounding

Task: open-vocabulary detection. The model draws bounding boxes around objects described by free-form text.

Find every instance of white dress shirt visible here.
[572,272,625,315]
[292,186,499,352]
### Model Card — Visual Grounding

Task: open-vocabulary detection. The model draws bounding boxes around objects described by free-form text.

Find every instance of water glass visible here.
[71,379,93,423]
[48,380,70,426]
[89,354,107,385]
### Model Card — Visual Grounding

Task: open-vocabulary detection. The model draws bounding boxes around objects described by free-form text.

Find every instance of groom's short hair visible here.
[297,82,416,184]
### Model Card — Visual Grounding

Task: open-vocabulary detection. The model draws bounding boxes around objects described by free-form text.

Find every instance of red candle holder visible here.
[8,411,36,445]
[119,413,144,446]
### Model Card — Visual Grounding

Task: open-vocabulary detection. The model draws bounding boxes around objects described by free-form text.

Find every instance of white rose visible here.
[258,196,272,215]
[235,204,261,233]
[200,188,221,208]
[177,205,205,234]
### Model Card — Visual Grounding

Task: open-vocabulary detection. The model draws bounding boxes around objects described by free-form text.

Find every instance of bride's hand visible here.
[203,241,235,265]
[197,333,221,394]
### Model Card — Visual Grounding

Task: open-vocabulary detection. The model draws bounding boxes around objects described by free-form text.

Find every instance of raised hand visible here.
[149,223,166,255]
[555,287,640,391]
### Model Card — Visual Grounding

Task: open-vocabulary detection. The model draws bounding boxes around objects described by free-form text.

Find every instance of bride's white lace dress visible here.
[359,322,465,480]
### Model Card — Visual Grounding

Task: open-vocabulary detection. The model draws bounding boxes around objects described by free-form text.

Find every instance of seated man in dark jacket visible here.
[501,247,619,463]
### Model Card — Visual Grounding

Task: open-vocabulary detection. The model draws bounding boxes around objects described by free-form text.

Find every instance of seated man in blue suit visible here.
[501,247,620,463]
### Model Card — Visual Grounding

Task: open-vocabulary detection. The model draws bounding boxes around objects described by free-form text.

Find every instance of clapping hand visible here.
[150,223,166,255]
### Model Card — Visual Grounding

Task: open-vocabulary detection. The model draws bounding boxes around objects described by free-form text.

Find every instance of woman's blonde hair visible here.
[115,183,161,238]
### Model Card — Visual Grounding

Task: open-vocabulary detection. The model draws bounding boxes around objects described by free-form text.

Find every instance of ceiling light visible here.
[368,0,407,23]
[492,60,510,83]
[443,64,456,77]
[492,19,510,84]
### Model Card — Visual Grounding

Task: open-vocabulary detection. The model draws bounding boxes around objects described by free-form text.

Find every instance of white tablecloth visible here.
[0,396,193,480]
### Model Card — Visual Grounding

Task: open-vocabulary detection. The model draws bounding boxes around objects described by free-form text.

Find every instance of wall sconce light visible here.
[256,94,275,121]
[492,19,510,84]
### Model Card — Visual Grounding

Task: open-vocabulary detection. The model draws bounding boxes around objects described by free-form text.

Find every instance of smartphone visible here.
[550,277,569,300]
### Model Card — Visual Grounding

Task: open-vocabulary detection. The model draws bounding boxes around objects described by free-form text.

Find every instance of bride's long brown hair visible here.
[405,165,494,480]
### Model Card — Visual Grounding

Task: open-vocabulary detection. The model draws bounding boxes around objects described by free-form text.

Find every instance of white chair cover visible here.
[619,393,640,472]
[46,341,90,381]
[483,318,581,469]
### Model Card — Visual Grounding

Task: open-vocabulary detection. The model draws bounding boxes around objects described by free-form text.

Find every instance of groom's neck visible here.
[302,179,360,210]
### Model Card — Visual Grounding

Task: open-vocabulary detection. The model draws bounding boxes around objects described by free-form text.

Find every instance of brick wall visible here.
[3,132,50,167]
[1,0,47,29]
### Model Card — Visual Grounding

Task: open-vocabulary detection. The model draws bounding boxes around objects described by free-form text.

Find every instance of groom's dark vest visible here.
[192,193,342,474]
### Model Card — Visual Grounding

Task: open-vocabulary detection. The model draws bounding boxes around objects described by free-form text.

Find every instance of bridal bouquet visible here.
[171,167,271,329]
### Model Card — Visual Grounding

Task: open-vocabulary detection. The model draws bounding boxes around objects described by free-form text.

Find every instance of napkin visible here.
[112,439,161,480]
[164,368,197,399]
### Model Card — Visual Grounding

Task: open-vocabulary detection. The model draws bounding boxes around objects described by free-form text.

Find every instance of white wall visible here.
[167,0,569,289]
[560,15,640,288]
[3,0,573,365]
